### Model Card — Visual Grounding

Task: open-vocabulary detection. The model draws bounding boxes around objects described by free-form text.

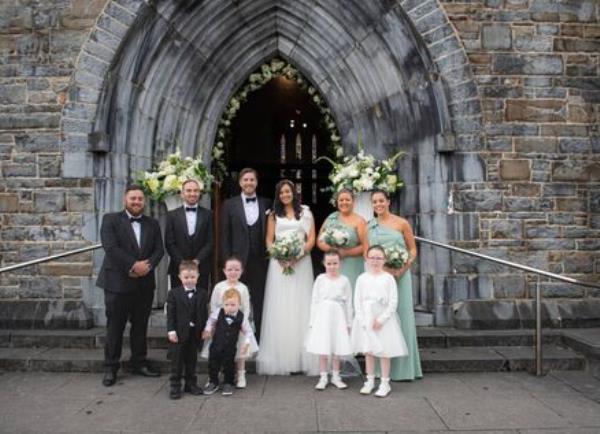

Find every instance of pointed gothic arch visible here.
[63,0,484,325]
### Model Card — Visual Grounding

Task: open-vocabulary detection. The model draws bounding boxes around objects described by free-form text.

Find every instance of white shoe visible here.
[236,370,246,389]
[330,373,347,389]
[374,379,391,398]
[360,376,375,395]
[315,374,328,390]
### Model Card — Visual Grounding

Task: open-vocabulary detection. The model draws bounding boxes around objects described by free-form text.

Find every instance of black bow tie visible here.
[129,217,142,223]
[185,207,196,212]
[225,313,237,319]
[184,288,195,294]
[245,197,257,203]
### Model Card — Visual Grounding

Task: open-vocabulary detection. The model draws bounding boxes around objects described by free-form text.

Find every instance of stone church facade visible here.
[0,0,598,327]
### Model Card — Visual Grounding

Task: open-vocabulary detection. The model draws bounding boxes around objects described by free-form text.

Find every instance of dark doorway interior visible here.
[222,76,335,274]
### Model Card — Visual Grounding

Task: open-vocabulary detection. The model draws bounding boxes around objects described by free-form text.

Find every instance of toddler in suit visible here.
[202,288,256,396]
[166,260,208,399]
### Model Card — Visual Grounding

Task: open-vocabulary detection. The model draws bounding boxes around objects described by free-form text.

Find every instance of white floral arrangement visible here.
[319,225,351,248]
[319,140,405,198]
[268,231,304,275]
[135,149,214,202]
[212,57,343,180]
[383,244,410,270]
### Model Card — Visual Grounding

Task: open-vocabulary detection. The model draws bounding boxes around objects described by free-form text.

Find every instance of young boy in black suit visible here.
[202,288,255,396]
[166,260,208,399]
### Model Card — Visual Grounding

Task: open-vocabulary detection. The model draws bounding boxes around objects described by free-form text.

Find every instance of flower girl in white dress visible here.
[351,245,408,397]
[201,256,258,388]
[305,250,353,390]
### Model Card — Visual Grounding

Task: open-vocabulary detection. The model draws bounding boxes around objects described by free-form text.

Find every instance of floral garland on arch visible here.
[211,58,344,180]
[135,148,214,202]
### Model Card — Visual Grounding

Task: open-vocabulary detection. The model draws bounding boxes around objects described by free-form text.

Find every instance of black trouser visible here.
[169,327,199,388]
[208,346,236,385]
[103,288,154,372]
[241,251,267,342]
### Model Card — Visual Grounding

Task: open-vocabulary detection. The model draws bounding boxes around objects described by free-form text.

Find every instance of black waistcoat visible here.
[211,309,244,355]
[247,219,261,254]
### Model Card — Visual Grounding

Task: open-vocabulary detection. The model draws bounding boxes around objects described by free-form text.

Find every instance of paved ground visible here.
[1,370,600,433]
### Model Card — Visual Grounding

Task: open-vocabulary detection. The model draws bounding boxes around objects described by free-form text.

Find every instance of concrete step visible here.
[0,345,584,374]
[0,327,568,350]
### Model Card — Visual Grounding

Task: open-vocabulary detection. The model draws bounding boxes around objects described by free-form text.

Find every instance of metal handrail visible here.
[415,236,600,289]
[3,238,598,288]
[0,244,102,274]
[415,236,600,377]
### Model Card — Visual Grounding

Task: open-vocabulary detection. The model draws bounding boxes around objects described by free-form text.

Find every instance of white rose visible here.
[163,174,179,192]
[213,148,224,159]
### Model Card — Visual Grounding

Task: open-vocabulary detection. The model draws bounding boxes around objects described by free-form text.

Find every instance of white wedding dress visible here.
[257,206,319,375]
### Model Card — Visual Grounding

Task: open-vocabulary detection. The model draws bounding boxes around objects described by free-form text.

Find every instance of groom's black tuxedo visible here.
[165,205,213,289]
[96,210,164,372]
[220,194,271,340]
[220,195,271,266]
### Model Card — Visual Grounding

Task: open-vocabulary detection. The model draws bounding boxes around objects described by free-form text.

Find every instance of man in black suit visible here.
[96,185,164,386]
[220,168,271,341]
[165,179,213,289]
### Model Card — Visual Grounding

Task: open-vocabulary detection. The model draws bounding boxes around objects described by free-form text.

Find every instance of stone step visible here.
[0,345,584,374]
[561,328,600,361]
[420,345,585,373]
[0,327,568,350]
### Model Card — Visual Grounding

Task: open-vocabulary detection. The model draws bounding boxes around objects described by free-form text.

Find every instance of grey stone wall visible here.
[440,0,599,308]
[0,0,101,325]
[0,0,598,327]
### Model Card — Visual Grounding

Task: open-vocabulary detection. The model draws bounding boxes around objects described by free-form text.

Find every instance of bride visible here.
[257,179,319,375]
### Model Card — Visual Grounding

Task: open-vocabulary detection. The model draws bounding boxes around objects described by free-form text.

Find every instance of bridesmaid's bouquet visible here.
[318,226,351,248]
[268,232,304,275]
[383,245,410,270]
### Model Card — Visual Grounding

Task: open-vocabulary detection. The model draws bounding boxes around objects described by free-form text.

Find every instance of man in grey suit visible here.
[165,179,213,289]
[220,168,271,341]
[96,185,164,386]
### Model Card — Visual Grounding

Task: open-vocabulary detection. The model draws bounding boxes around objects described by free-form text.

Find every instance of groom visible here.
[220,168,271,341]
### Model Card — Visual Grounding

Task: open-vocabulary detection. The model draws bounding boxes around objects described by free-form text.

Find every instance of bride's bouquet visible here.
[318,225,351,249]
[383,245,410,270]
[268,231,304,275]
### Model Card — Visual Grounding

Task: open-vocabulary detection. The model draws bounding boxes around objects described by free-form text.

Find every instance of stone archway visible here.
[62,0,484,325]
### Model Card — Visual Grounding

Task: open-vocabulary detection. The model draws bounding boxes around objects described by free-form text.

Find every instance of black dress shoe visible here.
[131,365,161,377]
[102,371,116,387]
[183,383,203,395]
[169,388,182,400]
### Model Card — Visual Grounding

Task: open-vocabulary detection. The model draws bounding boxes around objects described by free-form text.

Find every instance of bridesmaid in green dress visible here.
[368,189,422,381]
[317,189,367,290]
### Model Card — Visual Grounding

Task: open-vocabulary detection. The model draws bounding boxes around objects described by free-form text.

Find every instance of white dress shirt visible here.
[184,204,197,236]
[125,210,141,247]
[241,193,259,225]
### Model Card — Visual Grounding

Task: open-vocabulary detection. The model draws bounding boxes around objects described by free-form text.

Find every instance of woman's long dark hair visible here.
[272,179,302,220]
